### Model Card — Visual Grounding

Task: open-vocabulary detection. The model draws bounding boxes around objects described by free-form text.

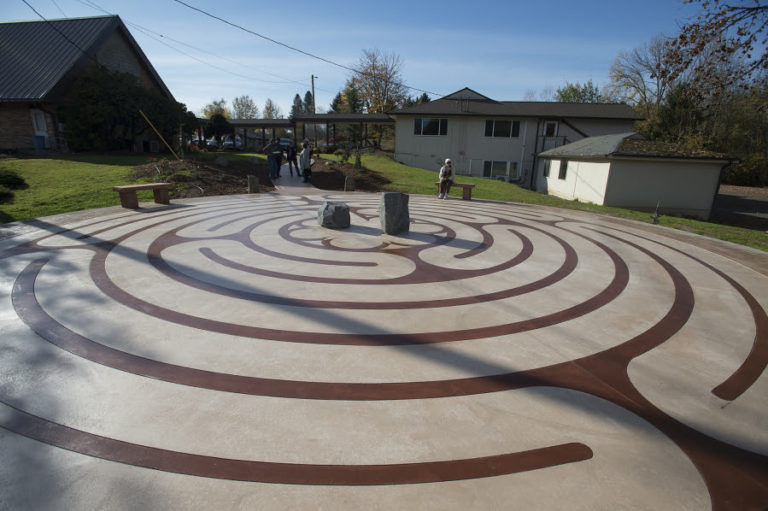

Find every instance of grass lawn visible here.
[321,153,768,252]
[1,151,766,252]
[0,152,268,225]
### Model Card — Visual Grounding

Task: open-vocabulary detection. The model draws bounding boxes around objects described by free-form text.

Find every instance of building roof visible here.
[538,132,730,161]
[0,15,173,101]
[222,113,395,128]
[293,113,394,123]
[390,87,642,120]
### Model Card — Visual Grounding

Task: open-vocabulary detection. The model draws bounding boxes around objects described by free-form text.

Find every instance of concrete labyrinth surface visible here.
[0,193,767,509]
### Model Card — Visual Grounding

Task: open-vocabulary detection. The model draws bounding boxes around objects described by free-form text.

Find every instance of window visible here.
[543,160,551,177]
[414,118,448,136]
[483,160,509,179]
[558,160,568,180]
[544,121,557,137]
[485,120,520,138]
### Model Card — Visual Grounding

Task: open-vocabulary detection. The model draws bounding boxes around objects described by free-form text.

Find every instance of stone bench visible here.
[435,181,476,200]
[112,183,174,209]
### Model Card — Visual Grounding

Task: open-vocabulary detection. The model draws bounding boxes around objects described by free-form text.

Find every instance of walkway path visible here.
[0,186,767,510]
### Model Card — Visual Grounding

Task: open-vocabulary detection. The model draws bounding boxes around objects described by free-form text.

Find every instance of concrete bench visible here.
[112,183,174,209]
[435,181,476,200]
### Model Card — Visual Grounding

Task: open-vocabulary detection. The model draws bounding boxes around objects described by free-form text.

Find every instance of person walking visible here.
[286,140,299,177]
[263,138,282,180]
[300,141,313,183]
[438,158,454,199]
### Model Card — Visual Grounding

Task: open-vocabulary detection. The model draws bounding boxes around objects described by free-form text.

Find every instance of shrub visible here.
[722,153,768,187]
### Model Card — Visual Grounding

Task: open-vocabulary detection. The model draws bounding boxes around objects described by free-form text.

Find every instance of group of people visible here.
[263,138,313,183]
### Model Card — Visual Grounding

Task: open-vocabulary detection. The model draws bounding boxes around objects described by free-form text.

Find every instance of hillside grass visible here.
[0,152,268,224]
[321,153,768,252]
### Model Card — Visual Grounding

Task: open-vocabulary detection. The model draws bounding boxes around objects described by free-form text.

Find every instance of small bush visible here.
[169,172,192,183]
[0,170,27,189]
[722,153,768,187]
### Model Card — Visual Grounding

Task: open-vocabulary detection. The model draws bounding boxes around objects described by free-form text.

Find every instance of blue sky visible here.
[5,0,703,116]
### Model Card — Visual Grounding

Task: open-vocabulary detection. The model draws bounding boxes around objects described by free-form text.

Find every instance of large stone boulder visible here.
[380,192,410,235]
[317,201,350,229]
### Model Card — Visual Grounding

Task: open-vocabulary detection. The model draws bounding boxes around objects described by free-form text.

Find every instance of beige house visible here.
[389,88,641,188]
[537,133,731,220]
[0,15,174,152]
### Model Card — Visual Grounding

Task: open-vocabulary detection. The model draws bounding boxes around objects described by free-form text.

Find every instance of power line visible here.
[171,0,443,98]
[50,0,67,17]
[21,0,97,63]
[75,0,336,93]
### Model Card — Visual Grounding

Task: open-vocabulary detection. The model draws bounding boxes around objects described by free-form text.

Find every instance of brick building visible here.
[0,15,174,152]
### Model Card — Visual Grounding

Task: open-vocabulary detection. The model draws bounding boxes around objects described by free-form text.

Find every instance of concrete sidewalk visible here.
[0,189,766,510]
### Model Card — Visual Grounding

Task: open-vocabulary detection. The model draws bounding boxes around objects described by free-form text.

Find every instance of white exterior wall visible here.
[394,116,535,180]
[395,114,638,186]
[605,159,723,219]
[536,158,610,204]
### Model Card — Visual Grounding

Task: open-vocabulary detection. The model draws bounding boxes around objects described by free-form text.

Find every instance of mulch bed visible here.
[132,157,274,198]
[309,159,390,192]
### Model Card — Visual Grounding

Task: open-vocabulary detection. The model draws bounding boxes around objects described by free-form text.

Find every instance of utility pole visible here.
[311,74,317,146]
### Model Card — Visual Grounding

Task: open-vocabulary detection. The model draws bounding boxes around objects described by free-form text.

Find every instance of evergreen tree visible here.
[303,91,314,113]
[290,94,304,118]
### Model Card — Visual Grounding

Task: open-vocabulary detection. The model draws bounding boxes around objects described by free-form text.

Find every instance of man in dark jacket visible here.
[286,140,299,177]
[263,138,283,179]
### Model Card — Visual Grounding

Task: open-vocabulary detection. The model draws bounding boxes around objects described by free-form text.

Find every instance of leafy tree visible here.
[290,94,304,118]
[638,83,703,144]
[231,95,259,119]
[303,90,314,114]
[330,92,344,113]
[263,98,283,119]
[666,0,768,98]
[60,65,185,152]
[202,98,230,119]
[342,81,364,113]
[554,80,606,103]
[350,48,407,113]
[208,113,232,144]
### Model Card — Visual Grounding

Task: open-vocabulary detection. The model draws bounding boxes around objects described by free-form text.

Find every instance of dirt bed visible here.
[132,157,273,198]
[309,159,391,192]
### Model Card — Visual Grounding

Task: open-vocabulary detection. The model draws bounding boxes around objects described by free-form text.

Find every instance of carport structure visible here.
[225,113,394,149]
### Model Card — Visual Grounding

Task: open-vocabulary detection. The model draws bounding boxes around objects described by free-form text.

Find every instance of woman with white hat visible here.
[438,158,454,199]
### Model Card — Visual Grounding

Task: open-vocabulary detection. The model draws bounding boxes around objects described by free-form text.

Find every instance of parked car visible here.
[222,135,243,150]
[279,137,292,150]
[206,138,219,151]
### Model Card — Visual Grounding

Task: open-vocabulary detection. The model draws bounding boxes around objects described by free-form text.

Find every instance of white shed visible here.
[536,133,731,220]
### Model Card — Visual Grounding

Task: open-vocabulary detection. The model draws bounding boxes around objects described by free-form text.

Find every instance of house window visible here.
[414,118,448,136]
[543,160,551,177]
[484,120,520,138]
[483,160,509,179]
[544,121,558,137]
[558,160,568,180]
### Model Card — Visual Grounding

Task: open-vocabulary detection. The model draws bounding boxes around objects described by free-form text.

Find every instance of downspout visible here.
[529,118,542,190]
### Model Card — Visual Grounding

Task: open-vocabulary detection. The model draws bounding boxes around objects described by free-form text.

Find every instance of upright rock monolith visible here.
[317,201,350,229]
[380,192,409,235]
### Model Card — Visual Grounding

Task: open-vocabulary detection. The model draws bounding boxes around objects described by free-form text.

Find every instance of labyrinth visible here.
[1,193,767,509]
